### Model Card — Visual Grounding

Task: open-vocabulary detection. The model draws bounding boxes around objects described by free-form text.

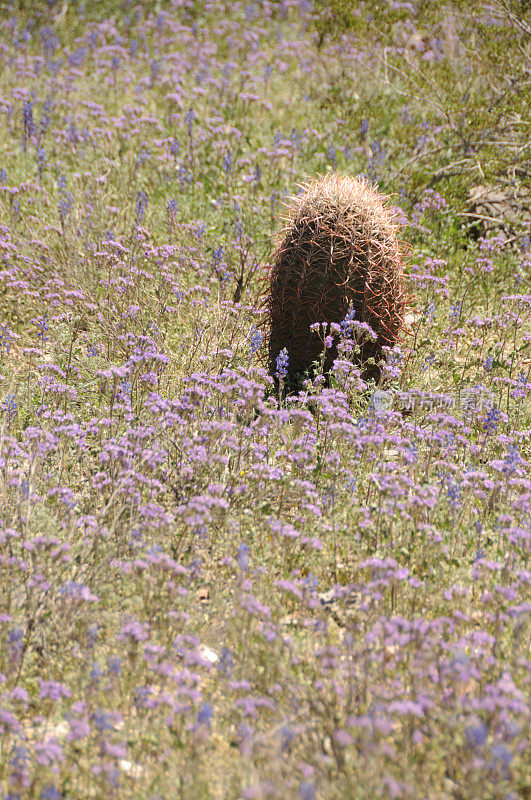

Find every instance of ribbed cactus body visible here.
[267,174,405,390]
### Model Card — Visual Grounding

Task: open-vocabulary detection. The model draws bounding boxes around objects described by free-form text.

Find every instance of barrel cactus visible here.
[267,173,406,392]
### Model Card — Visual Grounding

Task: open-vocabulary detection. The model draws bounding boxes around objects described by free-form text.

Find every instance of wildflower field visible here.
[0,1,529,798]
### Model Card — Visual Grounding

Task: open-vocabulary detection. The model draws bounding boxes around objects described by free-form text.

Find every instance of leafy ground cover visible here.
[0,1,529,798]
